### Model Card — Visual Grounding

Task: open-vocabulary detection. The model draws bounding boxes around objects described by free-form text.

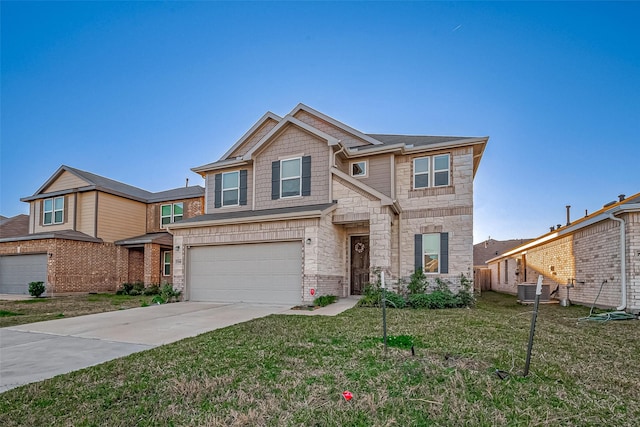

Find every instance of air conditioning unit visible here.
[517,283,550,302]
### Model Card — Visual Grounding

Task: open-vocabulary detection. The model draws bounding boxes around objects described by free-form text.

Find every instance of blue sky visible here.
[1,1,638,243]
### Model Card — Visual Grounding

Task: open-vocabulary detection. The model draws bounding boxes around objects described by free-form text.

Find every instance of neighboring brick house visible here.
[0,165,204,295]
[487,193,640,313]
[168,104,488,305]
[473,238,532,291]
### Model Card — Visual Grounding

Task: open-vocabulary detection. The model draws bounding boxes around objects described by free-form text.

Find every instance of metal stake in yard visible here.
[523,275,543,377]
[381,271,387,353]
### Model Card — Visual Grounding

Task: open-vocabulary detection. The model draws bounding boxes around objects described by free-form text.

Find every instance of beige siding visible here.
[76,191,97,236]
[254,124,330,210]
[43,171,89,193]
[293,110,371,149]
[205,166,253,214]
[227,118,279,158]
[33,194,76,234]
[353,154,392,197]
[96,193,146,242]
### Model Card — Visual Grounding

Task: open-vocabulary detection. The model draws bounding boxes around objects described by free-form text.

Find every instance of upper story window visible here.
[413,154,450,189]
[351,161,367,177]
[222,171,239,206]
[271,156,311,200]
[161,202,183,227]
[43,196,64,225]
[281,157,302,198]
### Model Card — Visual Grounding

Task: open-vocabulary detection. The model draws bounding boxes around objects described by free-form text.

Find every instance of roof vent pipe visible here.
[566,205,571,226]
[619,194,626,202]
[557,224,561,230]
[550,226,555,232]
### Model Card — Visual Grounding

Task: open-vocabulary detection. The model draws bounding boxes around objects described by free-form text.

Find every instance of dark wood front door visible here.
[350,236,370,295]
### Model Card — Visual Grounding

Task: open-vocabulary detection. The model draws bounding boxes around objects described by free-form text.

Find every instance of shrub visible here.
[117,282,134,295]
[160,284,181,303]
[407,269,427,295]
[143,284,160,296]
[383,291,406,308]
[28,281,45,297]
[314,295,337,307]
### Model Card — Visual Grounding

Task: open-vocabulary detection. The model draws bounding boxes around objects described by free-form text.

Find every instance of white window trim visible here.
[280,157,302,199]
[162,251,172,276]
[413,153,451,190]
[221,171,240,207]
[422,233,440,274]
[433,153,450,187]
[350,160,368,178]
[43,196,64,225]
[160,202,184,228]
[413,157,430,189]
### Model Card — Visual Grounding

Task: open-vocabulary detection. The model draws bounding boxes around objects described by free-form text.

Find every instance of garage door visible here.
[0,254,47,294]
[188,242,302,304]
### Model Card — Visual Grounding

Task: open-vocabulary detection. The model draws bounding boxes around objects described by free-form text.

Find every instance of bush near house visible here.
[28,281,46,298]
[116,282,181,303]
[358,271,474,309]
[313,295,337,307]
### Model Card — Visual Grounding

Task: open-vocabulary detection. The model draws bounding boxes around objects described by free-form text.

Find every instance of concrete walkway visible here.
[0,298,359,393]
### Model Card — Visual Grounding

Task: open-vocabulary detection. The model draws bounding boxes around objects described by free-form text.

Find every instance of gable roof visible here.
[487,191,640,263]
[0,214,29,239]
[474,238,533,267]
[21,165,204,203]
[218,111,282,161]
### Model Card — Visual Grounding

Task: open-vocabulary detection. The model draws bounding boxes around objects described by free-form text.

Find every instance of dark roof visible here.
[474,239,533,267]
[0,229,102,244]
[178,203,337,224]
[367,134,475,147]
[115,232,173,247]
[0,214,29,239]
[22,165,204,203]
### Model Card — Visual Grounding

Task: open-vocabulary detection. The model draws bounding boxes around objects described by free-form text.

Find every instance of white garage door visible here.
[0,254,48,294]
[188,241,302,304]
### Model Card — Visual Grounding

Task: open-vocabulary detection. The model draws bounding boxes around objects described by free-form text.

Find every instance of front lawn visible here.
[1,292,638,426]
[0,294,155,327]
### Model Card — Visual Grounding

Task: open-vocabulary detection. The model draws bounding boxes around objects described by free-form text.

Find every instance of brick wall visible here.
[489,211,640,310]
[147,197,204,232]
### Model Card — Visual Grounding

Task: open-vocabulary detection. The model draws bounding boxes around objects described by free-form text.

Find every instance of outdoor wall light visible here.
[306,238,312,245]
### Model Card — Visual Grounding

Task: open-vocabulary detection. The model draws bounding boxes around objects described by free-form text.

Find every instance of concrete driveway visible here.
[0,302,291,393]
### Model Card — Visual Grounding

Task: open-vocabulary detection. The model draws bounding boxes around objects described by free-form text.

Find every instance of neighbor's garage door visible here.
[0,254,47,294]
[188,242,302,304]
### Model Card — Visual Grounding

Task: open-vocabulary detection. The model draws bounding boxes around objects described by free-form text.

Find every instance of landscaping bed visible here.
[1,292,638,426]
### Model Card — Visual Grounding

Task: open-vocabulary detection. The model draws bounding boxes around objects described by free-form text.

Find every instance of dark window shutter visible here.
[440,232,449,274]
[301,156,311,196]
[239,170,248,206]
[271,161,280,200]
[214,173,222,208]
[414,234,422,272]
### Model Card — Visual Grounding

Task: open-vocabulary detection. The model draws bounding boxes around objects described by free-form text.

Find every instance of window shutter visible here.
[214,173,222,208]
[440,232,449,274]
[414,234,422,272]
[271,161,280,200]
[301,156,311,196]
[239,170,248,206]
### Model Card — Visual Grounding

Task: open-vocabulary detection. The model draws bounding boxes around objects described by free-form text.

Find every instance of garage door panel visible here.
[188,242,302,304]
[0,254,47,295]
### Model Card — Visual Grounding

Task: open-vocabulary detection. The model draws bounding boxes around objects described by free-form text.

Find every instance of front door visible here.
[350,236,370,295]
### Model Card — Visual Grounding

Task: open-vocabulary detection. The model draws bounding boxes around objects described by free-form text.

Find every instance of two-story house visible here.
[0,165,204,295]
[168,104,488,305]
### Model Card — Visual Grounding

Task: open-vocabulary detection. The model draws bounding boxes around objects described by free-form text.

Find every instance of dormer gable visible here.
[221,112,282,160]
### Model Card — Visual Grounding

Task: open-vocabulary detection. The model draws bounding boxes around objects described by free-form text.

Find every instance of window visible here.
[281,157,302,198]
[504,260,509,284]
[415,232,449,274]
[351,161,367,177]
[222,171,239,206]
[413,154,450,189]
[163,251,172,276]
[161,203,183,227]
[43,196,64,225]
[271,156,311,200]
[422,234,440,273]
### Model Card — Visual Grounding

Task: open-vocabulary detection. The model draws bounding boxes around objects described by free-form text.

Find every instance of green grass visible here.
[0,294,155,327]
[1,292,638,426]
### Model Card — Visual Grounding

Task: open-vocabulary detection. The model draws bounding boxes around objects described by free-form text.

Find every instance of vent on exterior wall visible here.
[517,283,550,302]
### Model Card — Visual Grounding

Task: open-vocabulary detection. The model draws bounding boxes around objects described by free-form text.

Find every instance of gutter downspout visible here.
[609,213,627,311]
